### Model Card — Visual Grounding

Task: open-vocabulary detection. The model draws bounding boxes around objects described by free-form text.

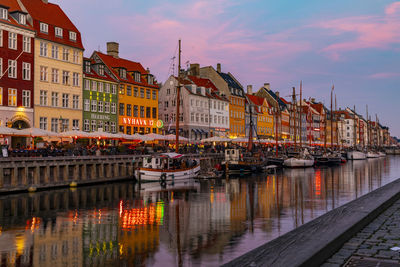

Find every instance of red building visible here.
[0,0,35,146]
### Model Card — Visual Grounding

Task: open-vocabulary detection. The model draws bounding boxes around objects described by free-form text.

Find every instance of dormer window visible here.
[84,61,91,73]
[40,23,48,33]
[120,69,126,79]
[55,27,63,38]
[19,14,26,25]
[147,75,153,84]
[134,72,140,82]
[99,65,104,76]
[0,8,7,20]
[69,31,77,41]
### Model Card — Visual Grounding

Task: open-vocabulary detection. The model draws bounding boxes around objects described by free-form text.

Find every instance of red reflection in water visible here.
[120,205,156,230]
[315,169,321,196]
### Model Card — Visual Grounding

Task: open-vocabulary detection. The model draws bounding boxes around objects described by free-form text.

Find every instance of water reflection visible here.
[0,157,397,266]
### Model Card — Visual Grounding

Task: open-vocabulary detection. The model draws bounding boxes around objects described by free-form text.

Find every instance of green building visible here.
[83,57,118,133]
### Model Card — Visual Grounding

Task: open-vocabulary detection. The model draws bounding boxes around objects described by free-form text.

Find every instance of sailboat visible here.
[284,82,314,168]
[346,106,366,160]
[138,40,200,182]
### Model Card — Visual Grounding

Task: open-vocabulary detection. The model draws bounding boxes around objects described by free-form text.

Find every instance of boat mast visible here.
[248,100,253,151]
[275,106,279,157]
[175,40,181,153]
[335,93,338,149]
[330,85,333,150]
[300,81,303,149]
[324,105,327,152]
[375,114,378,147]
[292,87,297,149]
[353,105,357,148]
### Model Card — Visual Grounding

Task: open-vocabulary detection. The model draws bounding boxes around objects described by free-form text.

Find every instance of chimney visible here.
[247,85,253,95]
[275,91,280,98]
[264,83,270,90]
[311,98,315,103]
[190,63,200,77]
[217,63,221,73]
[107,42,119,58]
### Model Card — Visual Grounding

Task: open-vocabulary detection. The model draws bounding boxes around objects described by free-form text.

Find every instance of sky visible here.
[55,0,400,136]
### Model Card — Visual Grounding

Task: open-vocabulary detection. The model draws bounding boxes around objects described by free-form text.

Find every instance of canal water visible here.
[0,156,399,267]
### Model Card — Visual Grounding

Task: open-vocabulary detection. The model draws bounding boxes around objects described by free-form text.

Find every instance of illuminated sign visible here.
[122,118,164,128]
[156,120,164,128]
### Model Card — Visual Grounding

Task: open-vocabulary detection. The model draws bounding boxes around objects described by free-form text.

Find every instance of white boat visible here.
[378,152,386,157]
[347,151,366,160]
[366,151,379,158]
[138,153,200,182]
[283,157,314,168]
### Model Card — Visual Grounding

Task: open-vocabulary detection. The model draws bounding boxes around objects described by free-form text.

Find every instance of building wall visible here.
[118,82,159,134]
[0,23,35,128]
[33,38,83,131]
[229,95,245,137]
[209,98,229,137]
[82,77,118,133]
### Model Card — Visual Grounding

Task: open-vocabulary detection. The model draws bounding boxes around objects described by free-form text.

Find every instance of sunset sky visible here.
[55,0,400,136]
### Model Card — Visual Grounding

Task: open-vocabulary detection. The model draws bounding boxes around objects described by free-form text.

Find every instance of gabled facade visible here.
[93,42,160,135]
[246,91,274,139]
[0,0,35,146]
[82,57,118,133]
[200,63,245,137]
[21,0,84,132]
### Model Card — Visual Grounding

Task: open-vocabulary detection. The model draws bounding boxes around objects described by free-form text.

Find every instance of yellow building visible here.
[95,43,160,135]
[229,94,246,137]
[22,0,84,132]
[247,94,274,138]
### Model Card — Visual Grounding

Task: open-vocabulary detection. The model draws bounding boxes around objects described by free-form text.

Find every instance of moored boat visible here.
[366,151,379,158]
[347,151,366,160]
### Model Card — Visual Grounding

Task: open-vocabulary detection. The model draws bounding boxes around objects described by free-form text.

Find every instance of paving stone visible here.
[377,250,400,259]
[354,248,378,256]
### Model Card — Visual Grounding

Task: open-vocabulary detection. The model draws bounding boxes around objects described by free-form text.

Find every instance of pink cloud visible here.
[369,72,400,79]
[317,1,400,60]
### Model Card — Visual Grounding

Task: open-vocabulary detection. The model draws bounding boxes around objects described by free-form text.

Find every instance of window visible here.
[111,103,116,114]
[152,90,157,100]
[191,113,194,122]
[69,31,77,41]
[98,101,103,112]
[152,107,157,118]
[140,106,144,117]
[84,99,90,111]
[119,84,124,94]
[134,72,140,82]
[91,120,96,132]
[146,89,150,99]
[104,102,110,113]
[98,82,103,92]
[19,14,26,25]
[61,119,69,132]
[104,121,109,132]
[40,90,47,106]
[111,84,117,94]
[8,60,16,78]
[62,48,69,61]
[22,63,31,80]
[21,90,30,107]
[126,104,131,116]
[8,88,17,106]
[23,37,31,53]
[8,32,17,49]
[133,105,138,117]
[72,119,79,130]
[146,107,151,118]
[51,45,58,59]
[98,120,103,130]
[165,114,169,122]
[84,119,89,131]
[134,87,138,97]
[120,69,126,79]
[55,27,63,38]
[111,122,116,133]
[91,81,97,91]
[84,80,90,90]
[72,72,79,86]
[51,69,59,83]
[62,93,69,108]
[0,31,2,47]
[40,42,47,57]
[140,88,144,98]
[91,100,97,112]
[0,8,7,20]
[51,118,59,132]
[62,71,69,85]
[40,66,47,81]
[73,50,79,64]
[40,23,48,33]
[39,117,47,130]
[127,86,132,96]
[119,103,125,115]
[99,65,104,75]
[105,83,110,93]
[51,92,58,107]
[73,95,79,109]
[164,101,168,108]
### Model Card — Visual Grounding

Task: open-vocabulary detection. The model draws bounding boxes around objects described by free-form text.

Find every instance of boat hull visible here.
[138,165,200,182]
[347,151,366,160]
[378,152,386,157]
[265,157,285,167]
[283,158,314,168]
[315,157,342,166]
[367,152,379,158]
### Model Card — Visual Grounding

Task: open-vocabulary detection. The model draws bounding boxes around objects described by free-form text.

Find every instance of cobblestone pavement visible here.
[322,199,400,267]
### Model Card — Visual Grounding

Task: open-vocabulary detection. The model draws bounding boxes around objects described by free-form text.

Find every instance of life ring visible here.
[159,173,167,183]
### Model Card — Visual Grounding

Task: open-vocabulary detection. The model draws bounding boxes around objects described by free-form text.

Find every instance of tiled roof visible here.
[20,0,84,49]
[0,0,34,31]
[218,72,244,95]
[246,94,264,106]
[96,52,158,88]
[188,75,229,101]
[83,59,118,83]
